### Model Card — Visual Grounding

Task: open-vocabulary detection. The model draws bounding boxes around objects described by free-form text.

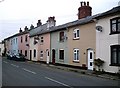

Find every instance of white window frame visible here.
[73,29,80,39]
[73,49,80,62]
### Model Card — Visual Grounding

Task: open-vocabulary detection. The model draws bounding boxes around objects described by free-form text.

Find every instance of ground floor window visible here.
[20,50,22,54]
[34,49,36,58]
[40,51,43,58]
[73,49,79,61]
[25,50,27,57]
[111,45,120,66]
[59,50,64,60]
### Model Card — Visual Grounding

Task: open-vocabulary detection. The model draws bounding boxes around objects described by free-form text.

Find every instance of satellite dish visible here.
[96,26,103,32]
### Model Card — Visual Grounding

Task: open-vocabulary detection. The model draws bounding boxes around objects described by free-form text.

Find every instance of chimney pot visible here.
[87,1,89,6]
[19,28,22,33]
[80,2,83,6]
[84,2,86,6]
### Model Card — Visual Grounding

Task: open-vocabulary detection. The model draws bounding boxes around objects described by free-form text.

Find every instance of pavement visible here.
[28,61,120,81]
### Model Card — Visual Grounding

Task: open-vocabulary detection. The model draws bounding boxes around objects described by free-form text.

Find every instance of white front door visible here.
[46,50,49,64]
[88,49,94,70]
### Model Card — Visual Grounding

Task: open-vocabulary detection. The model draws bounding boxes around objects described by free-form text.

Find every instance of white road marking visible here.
[3,61,8,64]
[11,64,19,68]
[22,68,36,74]
[45,77,73,88]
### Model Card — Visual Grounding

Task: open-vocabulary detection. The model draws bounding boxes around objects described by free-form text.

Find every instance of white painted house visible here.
[95,6,120,73]
[0,42,4,56]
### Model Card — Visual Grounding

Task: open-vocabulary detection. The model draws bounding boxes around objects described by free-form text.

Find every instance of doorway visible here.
[87,49,94,70]
[52,49,55,64]
[30,50,32,61]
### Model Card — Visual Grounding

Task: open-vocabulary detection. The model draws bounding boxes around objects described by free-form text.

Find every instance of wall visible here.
[50,30,69,64]
[96,15,120,73]
[67,22,96,67]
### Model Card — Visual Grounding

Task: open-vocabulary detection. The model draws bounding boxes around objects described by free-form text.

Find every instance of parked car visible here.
[14,53,26,61]
[7,53,13,60]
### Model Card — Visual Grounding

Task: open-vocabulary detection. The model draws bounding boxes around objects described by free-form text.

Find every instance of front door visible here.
[52,49,55,64]
[30,50,32,61]
[46,50,49,64]
[88,49,94,70]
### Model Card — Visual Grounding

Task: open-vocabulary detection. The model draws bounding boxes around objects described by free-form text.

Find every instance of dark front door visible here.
[52,49,55,64]
[30,50,32,61]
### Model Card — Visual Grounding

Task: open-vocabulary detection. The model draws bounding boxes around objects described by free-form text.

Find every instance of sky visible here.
[0,0,120,41]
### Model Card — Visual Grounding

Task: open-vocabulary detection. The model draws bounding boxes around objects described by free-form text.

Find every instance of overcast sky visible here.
[0,0,120,41]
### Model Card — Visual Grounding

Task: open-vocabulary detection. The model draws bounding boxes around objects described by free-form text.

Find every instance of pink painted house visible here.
[29,17,56,63]
[18,26,30,60]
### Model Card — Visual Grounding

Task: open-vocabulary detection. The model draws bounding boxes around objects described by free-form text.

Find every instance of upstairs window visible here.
[73,29,80,39]
[25,35,28,42]
[110,45,120,66]
[40,37,44,44]
[110,17,120,34]
[59,31,64,42]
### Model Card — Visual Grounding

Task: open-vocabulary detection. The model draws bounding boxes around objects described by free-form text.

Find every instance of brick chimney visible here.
[78,1,92,19]
[47,16,56,29]
[37,20,42,27]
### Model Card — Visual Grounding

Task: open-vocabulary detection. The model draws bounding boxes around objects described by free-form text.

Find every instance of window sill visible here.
[109,32,120,35]
[73,38,80,40]
[109,64,120,67]
[59,59,64,62]
[73,60,79,63]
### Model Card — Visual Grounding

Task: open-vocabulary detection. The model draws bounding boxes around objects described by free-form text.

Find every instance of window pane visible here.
[112,20,116,24]
[118,19,120,22]
[112,48,117,64]
[74,53,76,60]
[74,33,76,38]
[112,24,116,32]
[77,50,79,60]
[77,30,79,37]
[118,48,120,64]
[118,23,120,32]
[59,50,64,60]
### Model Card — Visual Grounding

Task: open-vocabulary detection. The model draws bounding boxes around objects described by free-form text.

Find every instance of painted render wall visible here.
[0,43,4,56]
[38,33,50,63]
[96,15,120,73]
[50,30,69,64]
[67,22,96,67]
[10,36,18,56]
[18,33,30,59]
[29,36,39,61]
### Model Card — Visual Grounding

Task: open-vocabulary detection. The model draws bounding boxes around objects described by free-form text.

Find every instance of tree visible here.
[94,58,104,71]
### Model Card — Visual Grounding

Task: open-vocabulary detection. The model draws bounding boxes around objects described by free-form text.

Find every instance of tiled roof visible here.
[95,6,120,19]
[4,30,29,40]
[50,14,100,32]
[29,24,50,37]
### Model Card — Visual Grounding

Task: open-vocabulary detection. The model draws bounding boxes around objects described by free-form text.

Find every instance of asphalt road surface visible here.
[2,57,119,87]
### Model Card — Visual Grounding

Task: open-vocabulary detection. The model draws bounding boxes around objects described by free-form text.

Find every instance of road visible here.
[2,57,119,87]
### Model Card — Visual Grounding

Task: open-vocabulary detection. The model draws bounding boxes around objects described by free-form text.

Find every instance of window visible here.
[34,49,36,58]
[110,17,120,34]
[16,38,17,44]
[111,45,120,66]
[21,36,23,43]
[25,35,28,42]
[59,50,64,60]
[40,37,44,44]
[25,50,27,57]
[73,29,80,39]
[40,51,43,58]
[59,31,64,42]
[20,50,22,54]
[73,49,79,61]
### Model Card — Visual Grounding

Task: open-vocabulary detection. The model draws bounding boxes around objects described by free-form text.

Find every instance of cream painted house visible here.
[95,6,120,73]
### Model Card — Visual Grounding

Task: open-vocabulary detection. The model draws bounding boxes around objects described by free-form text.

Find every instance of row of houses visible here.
[3,1,120,73]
